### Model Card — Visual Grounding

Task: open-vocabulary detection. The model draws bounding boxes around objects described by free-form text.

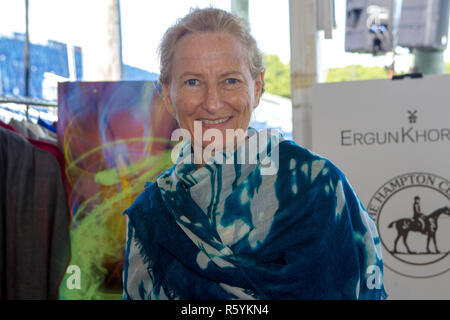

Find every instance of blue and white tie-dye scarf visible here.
[123,128,387,300]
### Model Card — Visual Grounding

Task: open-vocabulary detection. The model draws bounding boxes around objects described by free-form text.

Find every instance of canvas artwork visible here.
[56,81,178,299]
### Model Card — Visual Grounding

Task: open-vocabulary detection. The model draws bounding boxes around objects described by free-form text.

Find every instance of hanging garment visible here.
[9,118,41,140]
[123,128,388,300]
[29,120,57,144]
[0,120,71,202]
[37,117,57,134]
[26,137,71,202]
[0,126,71,299]
[9,118,57,144]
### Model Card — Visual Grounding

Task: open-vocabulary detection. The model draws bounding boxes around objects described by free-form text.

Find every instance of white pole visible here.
[81,0,122,81]
[289,0,319,149]
[67,44,76,81]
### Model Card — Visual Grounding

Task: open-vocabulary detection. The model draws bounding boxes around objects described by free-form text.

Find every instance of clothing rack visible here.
[0,95,58,125]
[0,95,57,107]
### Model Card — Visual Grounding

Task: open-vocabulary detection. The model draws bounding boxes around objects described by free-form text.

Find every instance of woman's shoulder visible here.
[276,139,353,192]
[279,139,320,159]
[124,181,162,218]
[279,140,339,172]
[124,161,180,220]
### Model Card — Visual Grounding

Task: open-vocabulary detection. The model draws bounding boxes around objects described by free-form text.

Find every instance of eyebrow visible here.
[177,71,245,80]
[178,72,203,79]
[221,71,245,78]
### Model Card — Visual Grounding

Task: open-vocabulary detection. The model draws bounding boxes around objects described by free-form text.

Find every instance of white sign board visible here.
[312,75,450,299]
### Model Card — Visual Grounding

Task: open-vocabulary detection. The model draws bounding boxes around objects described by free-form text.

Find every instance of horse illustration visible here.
[388,206,450,254]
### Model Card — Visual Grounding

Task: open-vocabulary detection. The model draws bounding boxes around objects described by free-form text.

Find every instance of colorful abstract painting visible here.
[56,81,178,299]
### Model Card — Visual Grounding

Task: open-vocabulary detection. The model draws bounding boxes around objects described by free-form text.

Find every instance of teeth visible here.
[201,117,230,125]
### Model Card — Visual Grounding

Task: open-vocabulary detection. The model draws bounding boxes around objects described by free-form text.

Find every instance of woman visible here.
[122,7,387,300]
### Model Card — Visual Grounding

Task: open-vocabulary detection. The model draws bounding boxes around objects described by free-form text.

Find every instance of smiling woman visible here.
[122,7,388,300]
[162,31,263,153]
[158,7,264,155]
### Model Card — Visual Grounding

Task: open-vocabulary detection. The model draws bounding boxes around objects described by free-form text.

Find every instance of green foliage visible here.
[263,54,291,98]
[326,65,389,82]
[262,53,406,96]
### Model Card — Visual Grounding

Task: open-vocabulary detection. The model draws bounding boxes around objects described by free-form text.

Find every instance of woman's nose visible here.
[204,85,222,113]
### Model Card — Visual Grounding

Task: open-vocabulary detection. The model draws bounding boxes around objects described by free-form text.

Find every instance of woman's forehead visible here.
[175,32,244,51]
[171,32,249,71]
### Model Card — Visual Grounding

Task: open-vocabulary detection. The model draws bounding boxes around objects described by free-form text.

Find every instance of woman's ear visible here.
[162,84,177,119]
[253,70,264,110]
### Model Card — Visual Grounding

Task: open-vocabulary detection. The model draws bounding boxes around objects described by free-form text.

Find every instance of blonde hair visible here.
[158,7,264,92]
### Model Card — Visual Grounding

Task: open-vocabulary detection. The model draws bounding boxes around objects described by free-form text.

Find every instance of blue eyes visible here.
[186,79,199,86]
[184,78,240,87]
[225,78,239,85]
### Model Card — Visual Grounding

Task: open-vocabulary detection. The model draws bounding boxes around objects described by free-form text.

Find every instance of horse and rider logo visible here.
[388,196,449,254]
[367,172,450,278]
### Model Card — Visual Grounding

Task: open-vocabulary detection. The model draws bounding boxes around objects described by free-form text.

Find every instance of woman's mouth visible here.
[199,116,231,125]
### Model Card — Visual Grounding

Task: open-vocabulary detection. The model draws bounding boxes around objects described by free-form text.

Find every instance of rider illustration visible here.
[413,196,426,233]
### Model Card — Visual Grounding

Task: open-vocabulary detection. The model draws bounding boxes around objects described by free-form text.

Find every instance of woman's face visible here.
[162,32,263,152]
